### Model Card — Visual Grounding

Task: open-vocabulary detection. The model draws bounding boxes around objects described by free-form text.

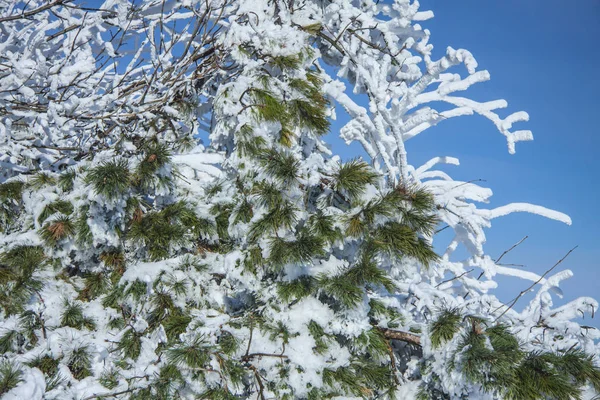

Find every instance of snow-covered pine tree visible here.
[0,0,598,399]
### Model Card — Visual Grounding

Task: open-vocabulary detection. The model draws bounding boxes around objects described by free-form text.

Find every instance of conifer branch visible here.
[0,1,595,399]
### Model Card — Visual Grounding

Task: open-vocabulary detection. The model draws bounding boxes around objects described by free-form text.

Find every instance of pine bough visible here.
[0,0,598,399]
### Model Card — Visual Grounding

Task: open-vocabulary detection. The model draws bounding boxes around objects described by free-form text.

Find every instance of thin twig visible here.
[494,246,578,322]
[249,365,266,400]
[241,353,289,362]
[470,235,529,288]
[496,236,528,264]
[435,224,449,234]
[450,178,486,190]
[435,269,474,288]
[244,315,254,358]
[83,387,138,400]
[0,0,65,23]
[46,24,81,41]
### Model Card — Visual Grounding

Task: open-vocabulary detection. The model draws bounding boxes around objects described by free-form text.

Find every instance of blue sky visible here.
[328,0,599,326]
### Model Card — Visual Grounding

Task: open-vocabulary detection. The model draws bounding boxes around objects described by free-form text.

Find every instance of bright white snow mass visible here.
[0,0,598,399]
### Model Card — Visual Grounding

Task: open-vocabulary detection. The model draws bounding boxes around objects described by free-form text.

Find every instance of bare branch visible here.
[377,327,421,347]
[494,246,578,322]
[0,0,66,23]
[495,235,529,264]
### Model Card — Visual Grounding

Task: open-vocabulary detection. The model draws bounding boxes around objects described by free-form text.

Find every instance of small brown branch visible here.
[467,236,530,299]
[377,327,421,347]
[494,246,578,322]
[249,365,266,400]
[495,235,529,264]
[435,224,449,234]
[46,24,81,41]
[241,353,289,362]
[435,268,474,288]
[83,387,138,400]
[61,3,118,14]
[383,338,400,385]
[0,0,65,23]
[316,31,345,54]
[450,179,486,190]
[350,30,388,53]
[31,144,80,151]
[244,316,254,359]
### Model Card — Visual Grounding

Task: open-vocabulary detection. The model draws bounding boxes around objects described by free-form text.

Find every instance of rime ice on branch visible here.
[0,1,598,399]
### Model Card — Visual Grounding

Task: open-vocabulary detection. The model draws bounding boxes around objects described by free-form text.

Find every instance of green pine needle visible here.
[75,206,92,245]
[430,308,461,348]
[167,336,210,368]
[307,320,330,354]
[0,181,25,201]
[218,330,239,355]
[67,346,92,380]
[58,169,76,192]
[243,246,264,274]
[128,201,213,260]
[233,197,253,224]
[38,200,74,225]
[134,142,173,191]
[0,329,18,354]
[318,274,363,308]
[125,280,148,301]
[323,366,363,396]
[287,98,329,136]
[307,213,341,244]
[248,201,297,242]
[0,360,23,395]
[251,181,284,209]
[26,355,60,376]
[251,88,287,123]
[118,329,142,360]
[505,352,580,400]
[258,149,299,185]
[40,215,75,246]
[369,221,439,267]
[0,245,45,284]
[86,159,131,200]
[270,55,301,70]
[354,329,389,359]
[333,159,379,200]
[28,172,56,189]
[268,229,324,269]
[45,372,67,392]
[551,348,600,392]
[277,276,315,302]
[99,368,120,389]
[60,300,96,330]
[345,256,395,293]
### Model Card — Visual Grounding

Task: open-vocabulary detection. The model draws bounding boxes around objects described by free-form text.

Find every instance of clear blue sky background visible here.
[327,0,600,326]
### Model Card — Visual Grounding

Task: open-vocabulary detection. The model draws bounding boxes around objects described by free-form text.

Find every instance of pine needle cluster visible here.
[419,308,600,399]
[0,2,597,399]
